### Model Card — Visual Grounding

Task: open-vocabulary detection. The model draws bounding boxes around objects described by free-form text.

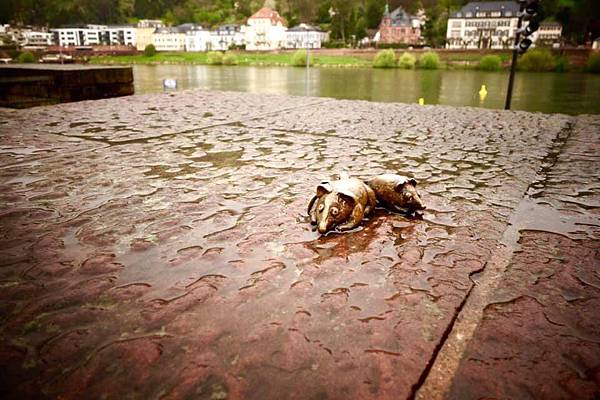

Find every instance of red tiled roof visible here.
[248,7,287,26]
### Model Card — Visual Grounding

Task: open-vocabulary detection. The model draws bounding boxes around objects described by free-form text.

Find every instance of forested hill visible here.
[1,0,598,44]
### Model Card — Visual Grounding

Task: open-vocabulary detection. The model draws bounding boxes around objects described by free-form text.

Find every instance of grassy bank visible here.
[90,49,594,73]
[91,51,372,68]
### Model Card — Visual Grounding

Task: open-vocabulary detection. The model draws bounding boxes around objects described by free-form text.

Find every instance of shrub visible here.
[555,56,569,72]
[17,51,36,63]
[143,44,156,57]
[398,52,416,69]
[586,52,600,74]
[518,48,556,72]
[291,49,313,67]
[228,43,245,51]
[418,51,440,69]
[207,51,223,65]
[373,49,397,68]
[478,55,502,71]
[222,52,238,65]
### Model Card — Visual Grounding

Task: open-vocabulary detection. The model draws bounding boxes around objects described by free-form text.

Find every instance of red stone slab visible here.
[0,91,597,399]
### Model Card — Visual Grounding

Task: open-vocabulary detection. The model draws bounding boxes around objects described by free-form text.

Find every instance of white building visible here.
[51,27,88,46]
[22,30,54,48]
[531,21,562,47]
[446,1,521,49]
[1,26,53,48]
[51,25,135,47]
[245,7,287,51]
[209,24,245,51]
[105,26,136,46]
[138,20,164,29]
[285,24,327,49]
[185,27,211,52]
[152,27,186,51]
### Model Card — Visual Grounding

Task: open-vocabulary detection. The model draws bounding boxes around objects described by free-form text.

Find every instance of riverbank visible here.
[91,51,373,68]
[90,50,513,69]
[90,48,597,71]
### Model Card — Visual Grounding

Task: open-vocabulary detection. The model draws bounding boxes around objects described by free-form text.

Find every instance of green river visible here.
[133,65,600,115]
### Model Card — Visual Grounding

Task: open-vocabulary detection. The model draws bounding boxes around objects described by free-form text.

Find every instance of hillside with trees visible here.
[1,0,598,45]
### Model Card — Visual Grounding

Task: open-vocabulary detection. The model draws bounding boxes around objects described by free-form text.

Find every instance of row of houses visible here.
[20,8,328,52]
[1,3,563,53]
[445,1,562,49]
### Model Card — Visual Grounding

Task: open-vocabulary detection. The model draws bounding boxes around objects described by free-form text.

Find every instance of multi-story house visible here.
[209,24,245,51]
[446,1,520,49]
[136,20,164,51]
[104,26,136,46]
[244,7,287,51]
[52,25,135,47]
[52,27,94,46]
[152,26,186,51]
[22,30,54,48]
[378,5,422,45]
[531,21,562,47]
[285,24,327,49]
[1,26,53,48]
[185,26,211,52]
[138,20,164,29]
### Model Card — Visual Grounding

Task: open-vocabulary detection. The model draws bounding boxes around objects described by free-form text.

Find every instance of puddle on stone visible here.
[502,198,600,246]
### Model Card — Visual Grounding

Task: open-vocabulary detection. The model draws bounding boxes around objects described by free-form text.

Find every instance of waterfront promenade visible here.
[0,90,598,399]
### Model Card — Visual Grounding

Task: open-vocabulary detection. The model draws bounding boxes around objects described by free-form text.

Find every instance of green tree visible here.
[144,43,156,56]
[365,0,385,29]
[18,51,36,63]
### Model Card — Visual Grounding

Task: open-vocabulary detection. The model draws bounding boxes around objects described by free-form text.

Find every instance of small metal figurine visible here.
[366,174,426,214]
[307,172,377,234]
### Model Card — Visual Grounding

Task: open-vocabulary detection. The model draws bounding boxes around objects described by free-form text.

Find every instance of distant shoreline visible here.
[89,48,594,72]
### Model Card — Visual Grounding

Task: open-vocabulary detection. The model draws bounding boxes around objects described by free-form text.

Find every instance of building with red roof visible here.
[245,7,288,51]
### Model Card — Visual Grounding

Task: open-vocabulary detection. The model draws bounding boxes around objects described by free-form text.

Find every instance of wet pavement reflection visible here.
[0,91,598,399]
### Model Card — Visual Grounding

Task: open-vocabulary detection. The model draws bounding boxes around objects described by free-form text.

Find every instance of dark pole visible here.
[504,1,526,110]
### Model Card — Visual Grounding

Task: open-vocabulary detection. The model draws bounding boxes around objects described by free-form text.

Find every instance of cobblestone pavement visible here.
[0,91,598,400]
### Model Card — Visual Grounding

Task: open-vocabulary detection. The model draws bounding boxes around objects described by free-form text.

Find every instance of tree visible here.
[366,0,385,29]
[144,43,156,56]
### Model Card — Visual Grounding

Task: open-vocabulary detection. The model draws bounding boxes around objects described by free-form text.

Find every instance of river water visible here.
[133,64,600,115]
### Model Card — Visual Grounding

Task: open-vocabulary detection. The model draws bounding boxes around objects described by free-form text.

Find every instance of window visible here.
[466,12,473,18]
[505,11,512,17]
[491,11,501,17]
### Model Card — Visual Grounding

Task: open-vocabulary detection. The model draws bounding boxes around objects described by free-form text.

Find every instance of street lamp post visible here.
[505,0,540,110]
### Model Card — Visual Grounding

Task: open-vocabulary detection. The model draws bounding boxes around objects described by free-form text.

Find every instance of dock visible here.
[0,64,133,108]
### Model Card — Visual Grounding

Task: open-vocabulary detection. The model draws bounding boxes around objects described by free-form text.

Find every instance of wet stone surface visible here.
[0,90,598,399]
[448,115,600,400]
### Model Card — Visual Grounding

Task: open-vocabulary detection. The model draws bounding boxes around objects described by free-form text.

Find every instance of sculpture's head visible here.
[315,183,354,234]
[395,178,425,211]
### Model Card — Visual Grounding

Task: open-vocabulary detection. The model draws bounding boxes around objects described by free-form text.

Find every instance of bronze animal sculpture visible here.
[366,174,426,213]
[307,174,377,234]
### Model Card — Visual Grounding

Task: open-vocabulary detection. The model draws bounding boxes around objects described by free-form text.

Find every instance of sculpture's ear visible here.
[409,178,417,187]
[394,181,406,192]
[317,182,332,197]
[338,192,356,208]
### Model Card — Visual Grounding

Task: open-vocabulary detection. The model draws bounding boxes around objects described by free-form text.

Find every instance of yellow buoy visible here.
[479,84,488,101]
[418,97,425,105]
